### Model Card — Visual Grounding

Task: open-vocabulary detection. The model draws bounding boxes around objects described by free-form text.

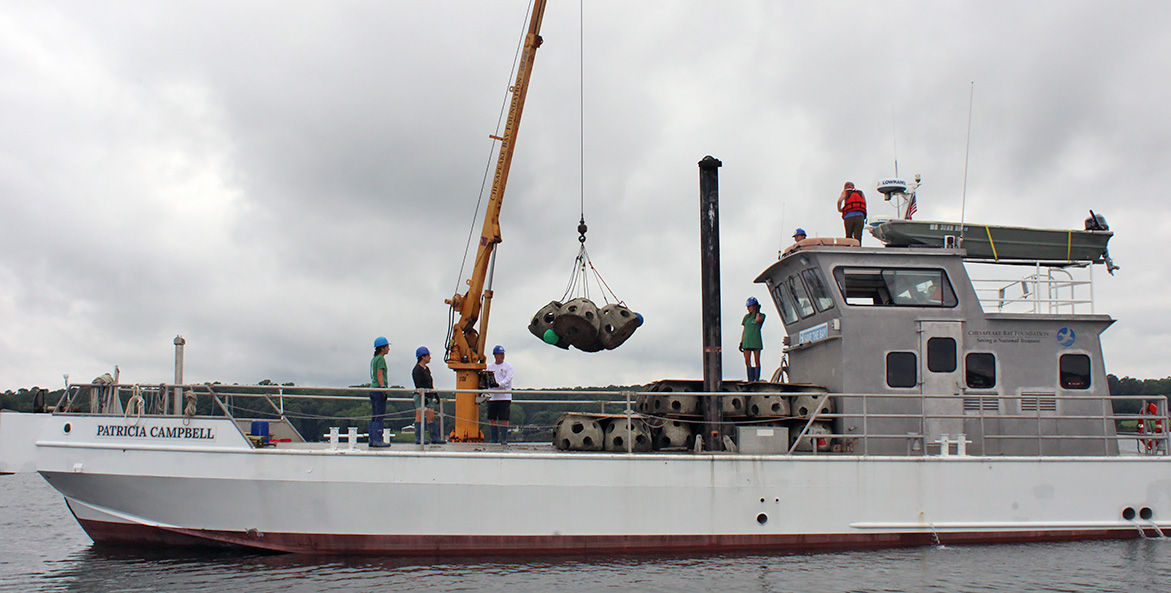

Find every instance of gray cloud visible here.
[2,0,1168,393]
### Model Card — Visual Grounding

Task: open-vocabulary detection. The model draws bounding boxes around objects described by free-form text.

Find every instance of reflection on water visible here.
[2,473,1168,593]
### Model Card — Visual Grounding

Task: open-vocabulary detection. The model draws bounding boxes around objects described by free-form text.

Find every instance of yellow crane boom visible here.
[445,0,547,441]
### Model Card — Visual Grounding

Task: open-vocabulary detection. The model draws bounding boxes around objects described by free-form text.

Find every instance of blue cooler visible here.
[250,421,270,443]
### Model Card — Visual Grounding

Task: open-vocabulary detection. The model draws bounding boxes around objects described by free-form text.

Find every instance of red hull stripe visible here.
[75,518,1150,556]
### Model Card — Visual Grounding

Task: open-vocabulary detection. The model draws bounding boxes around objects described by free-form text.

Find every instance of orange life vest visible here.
[842,189,867,217]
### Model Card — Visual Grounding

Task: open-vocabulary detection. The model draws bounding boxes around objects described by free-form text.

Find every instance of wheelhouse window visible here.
[887,352,918,388]
[833,267,957,307]
[771,282,800,325]
[965,352,996,389]
[927,337,957,373]
[1060,354,1091,389]
[801,268,836,312]
[786,274,816,318]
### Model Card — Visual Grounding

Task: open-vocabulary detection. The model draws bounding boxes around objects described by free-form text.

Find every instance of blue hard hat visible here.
[374,336,389,348]
[746,297,759,307]
[416,346,430,358]
[793,228,806,237]
[492,345,505,355]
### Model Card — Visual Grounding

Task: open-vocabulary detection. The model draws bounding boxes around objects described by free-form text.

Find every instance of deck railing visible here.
[49,383,1167,457]
[969,262,1095,314]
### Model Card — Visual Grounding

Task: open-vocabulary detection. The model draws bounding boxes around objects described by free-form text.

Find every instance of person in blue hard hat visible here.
[793,228,807,243]
[740,297,766,382]
[411,346,440,444]
[368,336,391,448]
[485,345,514,445]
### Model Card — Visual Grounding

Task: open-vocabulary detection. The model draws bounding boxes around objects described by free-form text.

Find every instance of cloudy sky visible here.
[2,0,1169,392]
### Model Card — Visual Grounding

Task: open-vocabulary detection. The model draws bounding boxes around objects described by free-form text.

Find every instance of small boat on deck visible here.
[870,218,1114,264]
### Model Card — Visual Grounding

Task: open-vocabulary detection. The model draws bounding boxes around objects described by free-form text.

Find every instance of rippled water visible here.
[2,472,1168,592]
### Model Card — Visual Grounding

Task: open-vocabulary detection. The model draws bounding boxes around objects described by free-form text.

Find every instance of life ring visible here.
[782,237,862,257]
[1138,403,1163,452]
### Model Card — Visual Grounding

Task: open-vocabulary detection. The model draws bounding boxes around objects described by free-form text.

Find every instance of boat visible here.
[1,1,1168,556]
[870,218,1114,264]
[1,232,1168,554]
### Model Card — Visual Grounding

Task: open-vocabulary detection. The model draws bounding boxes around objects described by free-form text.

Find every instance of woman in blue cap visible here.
[411,346,440,444]
[740,298,766,381]
[368,336,391,447]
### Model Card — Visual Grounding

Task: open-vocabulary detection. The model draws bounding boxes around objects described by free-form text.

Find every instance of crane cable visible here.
[559,0,621,308]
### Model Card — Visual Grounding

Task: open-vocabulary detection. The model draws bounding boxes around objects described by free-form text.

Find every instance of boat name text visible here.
[95,425,216,440]
[799,322,829,344]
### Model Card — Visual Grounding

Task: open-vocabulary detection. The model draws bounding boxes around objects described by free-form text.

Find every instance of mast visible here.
[445,0,547,441]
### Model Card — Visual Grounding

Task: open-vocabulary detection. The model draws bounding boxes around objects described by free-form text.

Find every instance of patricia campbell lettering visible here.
[96,424,216,439]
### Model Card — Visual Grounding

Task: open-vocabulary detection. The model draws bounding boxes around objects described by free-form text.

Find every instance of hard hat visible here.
[492,345,506,355]
[416,346,430,358]
[746,297,759,307]
[374,336,389,348]
[793,228,806,237]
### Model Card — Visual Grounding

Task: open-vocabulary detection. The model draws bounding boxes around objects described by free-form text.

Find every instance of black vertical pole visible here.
[698,156,724,451]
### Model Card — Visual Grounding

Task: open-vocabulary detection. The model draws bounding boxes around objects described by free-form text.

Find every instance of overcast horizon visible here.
[3,0,1170,391]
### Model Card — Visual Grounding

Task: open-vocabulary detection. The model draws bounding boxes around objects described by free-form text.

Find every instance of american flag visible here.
[904,195,917,220]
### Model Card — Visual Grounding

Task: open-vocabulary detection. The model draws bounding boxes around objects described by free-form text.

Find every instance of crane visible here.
[444,0,547,442]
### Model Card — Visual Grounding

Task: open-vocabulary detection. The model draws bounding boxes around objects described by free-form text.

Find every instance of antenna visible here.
[959,82,974,244]
[891,113,899,178]
[879,115,910,218]
[777,202,786,259]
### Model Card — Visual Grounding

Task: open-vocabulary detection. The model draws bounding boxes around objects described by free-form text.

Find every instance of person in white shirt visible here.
[486,344,514,445]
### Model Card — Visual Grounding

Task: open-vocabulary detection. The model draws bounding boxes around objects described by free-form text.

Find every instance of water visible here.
[2,472,1168,593]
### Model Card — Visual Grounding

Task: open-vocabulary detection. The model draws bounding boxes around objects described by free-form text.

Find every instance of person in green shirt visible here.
[740,297,765,382]
[368,336,391,448]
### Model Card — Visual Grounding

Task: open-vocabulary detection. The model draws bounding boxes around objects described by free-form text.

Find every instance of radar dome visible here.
[876,178,908,196]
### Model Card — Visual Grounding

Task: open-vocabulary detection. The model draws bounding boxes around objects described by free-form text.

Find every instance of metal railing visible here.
[50,382,647,448]
[47,383,1168,457]
[793,391,1166,457]
[969,263,1095,314]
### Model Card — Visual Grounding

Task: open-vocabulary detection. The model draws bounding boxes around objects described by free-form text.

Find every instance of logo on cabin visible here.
[1056,327,1076,348]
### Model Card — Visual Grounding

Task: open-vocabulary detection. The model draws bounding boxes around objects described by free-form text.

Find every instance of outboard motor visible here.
[1085,210,1109,231]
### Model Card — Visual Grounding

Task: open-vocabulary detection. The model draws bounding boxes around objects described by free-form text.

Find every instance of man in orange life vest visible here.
[836,181,867,243]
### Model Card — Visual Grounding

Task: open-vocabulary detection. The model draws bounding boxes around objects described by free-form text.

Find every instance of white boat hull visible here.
[32,415,1171,555]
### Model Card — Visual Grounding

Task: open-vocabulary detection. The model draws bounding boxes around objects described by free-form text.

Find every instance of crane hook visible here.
[578,217,588,244]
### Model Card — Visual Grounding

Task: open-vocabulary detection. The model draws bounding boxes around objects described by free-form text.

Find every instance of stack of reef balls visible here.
[528,298,643,352]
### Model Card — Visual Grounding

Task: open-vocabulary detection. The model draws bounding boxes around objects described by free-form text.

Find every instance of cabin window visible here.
[786,274,817,318]
[833,267,957,307]
[771,283,800,324]
[801,268,836,312]
[1060,354,1091,390]
[927,337,957,373]
[965,352,996,388]
[887,352,918,388]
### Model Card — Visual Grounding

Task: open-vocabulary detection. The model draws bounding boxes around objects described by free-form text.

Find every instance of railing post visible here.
[624,391,633,454]
[173,335,186,416]
[435,391,442,442]
[861,393,869,456]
